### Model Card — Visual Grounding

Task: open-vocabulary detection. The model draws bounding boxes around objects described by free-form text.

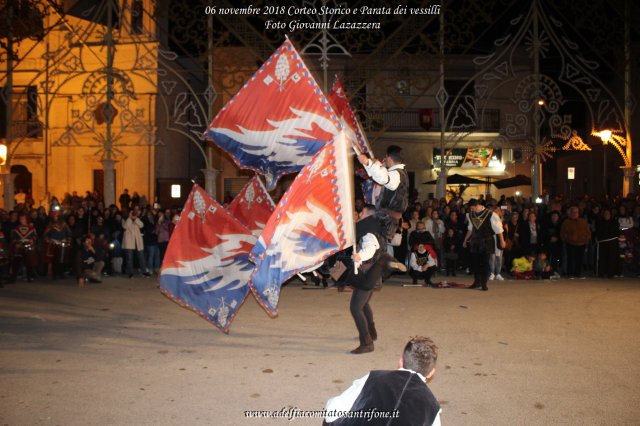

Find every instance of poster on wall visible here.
[434,148,501,168]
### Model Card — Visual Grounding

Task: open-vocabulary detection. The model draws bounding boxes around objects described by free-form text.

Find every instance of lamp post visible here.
[593,130,612,197]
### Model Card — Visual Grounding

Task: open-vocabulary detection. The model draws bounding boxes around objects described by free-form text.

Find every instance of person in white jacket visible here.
[122,206,150,278]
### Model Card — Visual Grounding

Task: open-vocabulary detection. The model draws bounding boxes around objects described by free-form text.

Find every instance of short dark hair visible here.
[386,145,404,163]
[362,203,376,214]
[402,336,438,376]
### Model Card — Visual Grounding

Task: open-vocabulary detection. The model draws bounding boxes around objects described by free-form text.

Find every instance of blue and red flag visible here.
[226,176,276,238]
[249,131,355,316]
[203,39,341,191]
[159,185,257,333]
[328,77,371,156]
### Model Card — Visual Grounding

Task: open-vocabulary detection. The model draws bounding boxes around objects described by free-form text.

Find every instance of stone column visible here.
[1,172,17,211]
[202,167,220,199]
[102,159,116,207]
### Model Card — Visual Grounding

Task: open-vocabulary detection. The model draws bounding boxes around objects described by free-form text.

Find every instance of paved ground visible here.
[1,272,640,425]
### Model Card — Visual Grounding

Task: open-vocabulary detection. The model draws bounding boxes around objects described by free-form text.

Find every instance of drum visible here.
[54,240,71,265]
[13,241,26,257]
[23,241,39,268]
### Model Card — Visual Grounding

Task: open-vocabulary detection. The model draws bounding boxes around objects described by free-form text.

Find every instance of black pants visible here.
[350,288,374,344]
[470,250,491,286]
[410,266,436,284]
[566,244,586,277]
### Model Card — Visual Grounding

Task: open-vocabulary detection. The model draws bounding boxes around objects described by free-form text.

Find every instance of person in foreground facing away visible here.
[347,204,387,354]
[324,336,442,425]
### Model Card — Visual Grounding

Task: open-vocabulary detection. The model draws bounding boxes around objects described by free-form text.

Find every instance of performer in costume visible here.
[44,211,72,280]
[357,145,409,274]
[325,336,442,425]
[462,199,505,291]
[346,204,386,354]
[10,213,38,282]
[357,145,409,239]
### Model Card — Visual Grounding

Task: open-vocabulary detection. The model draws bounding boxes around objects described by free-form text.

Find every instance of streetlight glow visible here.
[0,143,6,166]
[593,129,612,144]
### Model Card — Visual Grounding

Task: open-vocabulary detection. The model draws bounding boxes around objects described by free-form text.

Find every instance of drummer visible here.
[10,213,38,283]
[44,208,72,280]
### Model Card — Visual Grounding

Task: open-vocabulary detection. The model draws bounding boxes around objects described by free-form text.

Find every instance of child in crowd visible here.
[533,251,556,279]
[409,243,438,286]
[442,227,458,277]
[511,251,536,280]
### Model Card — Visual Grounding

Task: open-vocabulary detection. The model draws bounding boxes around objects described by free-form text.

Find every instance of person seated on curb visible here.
[533,251,558,279]
[409,243,438,286]
[511,251,536,280]
[324,336,442,425]
[77,235,104,287]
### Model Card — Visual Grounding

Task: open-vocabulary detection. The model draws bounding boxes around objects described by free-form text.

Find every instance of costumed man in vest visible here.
[462,199,505,291]
[10,213,38,283]
[357,145,409,273]
[346,204,386,354]
[325,336,442,425]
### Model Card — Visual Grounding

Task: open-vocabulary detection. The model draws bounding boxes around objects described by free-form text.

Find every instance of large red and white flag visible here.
[328,77,371,155]
[203,39,341,191]
[159,185,257,333]
[249,131,355,317]
[226,176,276,238]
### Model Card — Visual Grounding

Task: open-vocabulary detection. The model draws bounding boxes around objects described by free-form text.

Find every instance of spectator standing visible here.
[122,206,150,278]
[560,206,591,279]
[119,189,131,211]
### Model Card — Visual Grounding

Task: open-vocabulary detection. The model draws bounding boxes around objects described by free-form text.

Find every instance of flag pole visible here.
[355,118,373,154]
[343,133,359,275]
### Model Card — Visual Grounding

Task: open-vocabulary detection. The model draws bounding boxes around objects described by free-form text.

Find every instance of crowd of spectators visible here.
[3,186,640,288]
[0,189,181,287]
[393,191,640,281]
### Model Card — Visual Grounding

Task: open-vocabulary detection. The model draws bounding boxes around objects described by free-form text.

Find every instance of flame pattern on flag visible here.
[159,185,257,333]
[328,77,371,155]
[203,39,341,191]
[249,132,355,316]
[226,176,276,238]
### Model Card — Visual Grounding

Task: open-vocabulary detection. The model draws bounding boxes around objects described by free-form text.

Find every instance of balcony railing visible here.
[364,108,500,132]
[1,120,43,140]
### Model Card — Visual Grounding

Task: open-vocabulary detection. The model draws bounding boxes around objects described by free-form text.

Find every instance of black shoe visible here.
[143,272,151,277]
[350,342,374,354]
[469,282,480,289]
[481,284,488,291]
[412,278,418,284]
[128,274,134,279]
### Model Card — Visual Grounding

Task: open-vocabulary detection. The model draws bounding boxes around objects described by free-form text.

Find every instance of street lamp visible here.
[593,130,612,196]
[0,143,7,166]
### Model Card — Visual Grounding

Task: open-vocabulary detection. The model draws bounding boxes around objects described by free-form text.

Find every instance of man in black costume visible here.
[462,199,505,291]
[325,336,442,425]
[345,204,386,354]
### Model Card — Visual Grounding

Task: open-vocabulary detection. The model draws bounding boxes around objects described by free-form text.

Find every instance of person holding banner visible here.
[357,145,409,238]
[357,145,409,274]
[346,204,386,354]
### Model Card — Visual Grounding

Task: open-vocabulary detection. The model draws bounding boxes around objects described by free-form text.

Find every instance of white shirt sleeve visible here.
[363,160,401,190]
[432,409,442,426]
[490,212,504,234]
[325,373,369,422]
[357,233,380,263]
[409,252,420,271]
